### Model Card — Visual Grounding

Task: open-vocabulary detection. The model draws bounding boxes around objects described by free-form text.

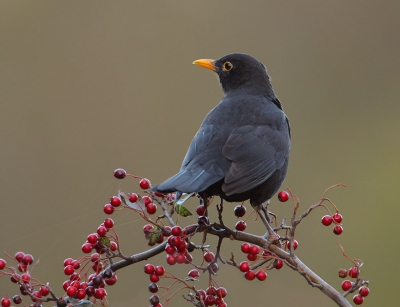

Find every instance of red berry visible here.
[97,225,108,237]
[1,297,11,307]
[332,212,343,223]
[278,191,289,202]
[82,242,93,253]
[196,205,205,216]
[216,287,227,298]
[113,168,126,179]
[341,280,353,291]
[168,235,181,247]
[94,288,106,299]
[204,251,215,263]
[15,252,25,262]
[166,254,176,265]
[87,233,99,244]
[90,253,100,262]
[144,264,155,274]
[197,290,206,301]
[129,193,138,202]
[22,254,34,265]
[359,286,370,297]
[188,269,200,279]
[165,244,176,255]
[235,220,247,231]
[249,245,260,255]
[77,288,86,299]
[40,285,50,296]
[274,259,284,269]
[17,262,27,272]
[21,273,30,283]
[103,204,114,215]
[110,241,118,251]
[256,270,267,281]
[110,196,121,207]
[205,295,215,306]
[64,265,75,275]
[244,270,256,280]
[149,283,159,293]
[333,225,343,235]
[177,240,188,252]
[103,218,114,229]
[63,280,71,291]
[234,205,246,217]
[150,273,160,282]
[0,259,6,270]
[155,266,164,276]
[146,203,157,214]
[143,224,154,234]
[239,261,250,272]
[139,178,151,189]
[247,253,257,261]
[321,215,333,226]
[185,253,193,264]
[206,286,216,296]
[175,253,186,264]
[85,286,95,297]
[142,196,152,206]
[67,286,77,297]
[287,239,298,250]
[163,226,172,236]
[241,243,251,254]
[171,226,182,236]
[353,294,364,305]
[348,266,359,278]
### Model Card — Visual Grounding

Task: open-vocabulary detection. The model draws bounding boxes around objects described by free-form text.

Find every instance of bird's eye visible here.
[222,61,233,71]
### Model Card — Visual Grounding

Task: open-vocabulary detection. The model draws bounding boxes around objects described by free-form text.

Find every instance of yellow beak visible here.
[192,59,216,71]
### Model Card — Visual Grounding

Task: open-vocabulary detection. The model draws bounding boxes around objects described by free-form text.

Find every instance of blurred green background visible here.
[1,1,399,306]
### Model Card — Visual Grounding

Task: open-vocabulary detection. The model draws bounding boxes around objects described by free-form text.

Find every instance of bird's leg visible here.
[216,197,224,225]
[256,204,278,243]
[263,200,271,224]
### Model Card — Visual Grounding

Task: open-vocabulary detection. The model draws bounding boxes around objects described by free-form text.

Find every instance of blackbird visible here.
[152,53,290,208]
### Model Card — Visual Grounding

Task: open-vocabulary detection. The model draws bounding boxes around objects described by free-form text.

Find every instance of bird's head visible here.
[193,53,273,95]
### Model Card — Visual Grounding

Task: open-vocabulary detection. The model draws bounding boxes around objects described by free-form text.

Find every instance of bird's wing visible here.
[153,125,229,193]
[221,124,290,195]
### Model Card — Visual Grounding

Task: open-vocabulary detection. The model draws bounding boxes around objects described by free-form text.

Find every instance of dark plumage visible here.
[152,53,291,207]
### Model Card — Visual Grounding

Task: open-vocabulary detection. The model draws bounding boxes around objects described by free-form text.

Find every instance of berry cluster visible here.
[339,266,370,305]
[81,218,118,254]
[196,286,228,307]
[0,252,49,306]
[321,212,344,235]
[163,226,194,265]
[143,264,165,307]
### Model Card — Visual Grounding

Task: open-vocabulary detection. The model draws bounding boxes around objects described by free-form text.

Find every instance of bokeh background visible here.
[1,1,399,306]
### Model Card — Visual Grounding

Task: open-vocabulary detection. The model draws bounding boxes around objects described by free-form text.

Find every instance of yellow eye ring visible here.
[222,61,233,71]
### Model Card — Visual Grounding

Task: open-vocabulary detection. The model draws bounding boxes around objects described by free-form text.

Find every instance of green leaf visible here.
[146,226,162,246]
[98,237,111,248]
[175,204,192,217]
